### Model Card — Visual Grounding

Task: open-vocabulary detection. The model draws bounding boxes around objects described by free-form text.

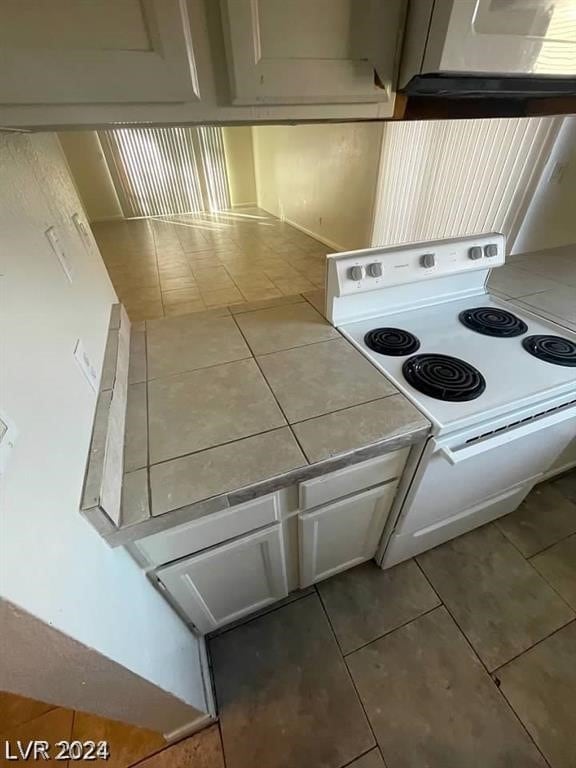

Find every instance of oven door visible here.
[381,405,576,567]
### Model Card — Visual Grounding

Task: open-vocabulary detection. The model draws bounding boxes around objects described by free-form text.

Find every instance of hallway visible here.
[92,209,330,322]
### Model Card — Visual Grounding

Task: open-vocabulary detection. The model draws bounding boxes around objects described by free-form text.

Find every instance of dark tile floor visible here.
[208,470,576,768]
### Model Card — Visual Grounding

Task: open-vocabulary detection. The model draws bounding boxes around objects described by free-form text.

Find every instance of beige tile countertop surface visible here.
[112,294,430,545]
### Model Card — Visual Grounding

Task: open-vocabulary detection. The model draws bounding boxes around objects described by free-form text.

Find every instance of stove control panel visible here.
[326,233,506,300]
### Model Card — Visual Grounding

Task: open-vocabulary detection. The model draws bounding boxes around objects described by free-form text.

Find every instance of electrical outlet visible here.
[549,161,568,185]
[74,339,98,392]
[45,226,73,282]
[72,212,92,250]
[0,410,18,475]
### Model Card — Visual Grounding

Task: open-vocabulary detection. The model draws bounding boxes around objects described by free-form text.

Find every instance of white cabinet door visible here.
[299,482,397,587]
[156,526,288,634]
[220,0,405,105]
[0,0,199,104]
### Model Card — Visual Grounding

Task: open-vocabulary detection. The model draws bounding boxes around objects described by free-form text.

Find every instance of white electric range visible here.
[326,234,576,568]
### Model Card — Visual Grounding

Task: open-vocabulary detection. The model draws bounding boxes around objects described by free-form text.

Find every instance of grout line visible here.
[315,586,380,758]
[147,424,293,469]
[206,589,315,641]
[339,747,383,768]
[414,554,555,768]
[229,309,314,465]
[491,617,576,676]
[341,603,442,658]
[493,513,576,615]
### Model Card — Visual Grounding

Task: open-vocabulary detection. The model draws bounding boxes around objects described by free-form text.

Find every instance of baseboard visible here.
[89,215,124,223]
[231,202,258,209]
[198,636,217,717]
[162,636,217,743]
[257,208,345,252]
[285,218,344,253]
[163,713,216,744]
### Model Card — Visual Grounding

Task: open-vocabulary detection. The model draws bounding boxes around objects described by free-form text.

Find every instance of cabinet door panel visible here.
[221,0,402,105]
[0,0,199,104]
[299,482,397,587]
[157,526,288,634]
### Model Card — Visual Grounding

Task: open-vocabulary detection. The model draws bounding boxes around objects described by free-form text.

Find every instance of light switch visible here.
[0,410,18,475]
[74,339,98,392]
[72,213,92,251]
[46,226,73,282]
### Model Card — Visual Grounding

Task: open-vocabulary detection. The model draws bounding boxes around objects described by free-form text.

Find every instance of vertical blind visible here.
[371,117,561,249]
[99,126,230,218]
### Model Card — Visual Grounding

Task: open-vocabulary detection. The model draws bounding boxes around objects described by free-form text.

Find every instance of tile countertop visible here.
[112,294,430,545]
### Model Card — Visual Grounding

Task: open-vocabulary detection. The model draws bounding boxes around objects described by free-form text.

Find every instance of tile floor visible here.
[207,469,576,768]
[489,243,576,330]
[5,472,573,767]
[92,209,330,322]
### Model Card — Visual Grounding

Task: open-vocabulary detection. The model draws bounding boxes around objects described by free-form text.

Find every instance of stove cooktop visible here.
[341,295,576,433]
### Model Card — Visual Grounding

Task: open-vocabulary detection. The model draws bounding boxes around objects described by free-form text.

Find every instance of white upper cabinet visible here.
[220,0,406,105]
[0,0,199,104]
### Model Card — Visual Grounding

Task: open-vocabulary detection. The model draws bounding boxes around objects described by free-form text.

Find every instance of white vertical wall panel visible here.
[371,118,560,249]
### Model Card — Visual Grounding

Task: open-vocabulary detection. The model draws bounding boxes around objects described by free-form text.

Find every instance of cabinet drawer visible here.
[134,494,279,567]
[299,448,408,511]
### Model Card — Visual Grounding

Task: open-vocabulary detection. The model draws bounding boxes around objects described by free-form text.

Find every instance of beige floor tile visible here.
[71,711,164,768]
[238,286,284,302]
[201,286,245,307]
[125,300,164,322]
[232,274,278,290]
[118,286,162,303]
[161,287,202,306]
[195,275,236,292]
[164,299,207,316]
[109,271,160,289]
[159,275,197,291]
[134,725,224,768]
[272,276,317,295]
[1,708,74,767]
[157,266,192,281]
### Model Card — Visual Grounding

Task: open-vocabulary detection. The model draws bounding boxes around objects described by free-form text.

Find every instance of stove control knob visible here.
[349,265,363,281]
[469,246,483,260]
[420,253,435,269]
[367,262,382,278]
[484,243,498,258]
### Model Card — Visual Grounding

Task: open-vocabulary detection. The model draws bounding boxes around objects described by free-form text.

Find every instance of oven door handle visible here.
[439,408,576,466]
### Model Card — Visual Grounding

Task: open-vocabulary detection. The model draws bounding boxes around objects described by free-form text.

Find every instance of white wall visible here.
[0,133,207,732]
[512,117,576,254]
[253,123,384,250]
[59,131,123,223]
[222,127,257,207]
[0,600,206,735]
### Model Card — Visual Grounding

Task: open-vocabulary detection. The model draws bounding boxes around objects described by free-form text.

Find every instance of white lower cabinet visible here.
[299,482,398,587]
[156,525,288,634]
